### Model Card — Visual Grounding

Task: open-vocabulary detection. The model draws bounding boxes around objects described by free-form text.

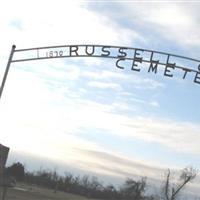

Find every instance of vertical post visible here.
[0,144,10,200]
[0,45,16,100]
[2,186,7,200]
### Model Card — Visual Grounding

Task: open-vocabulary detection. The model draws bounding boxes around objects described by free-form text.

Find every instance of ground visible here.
[0,184,101,200]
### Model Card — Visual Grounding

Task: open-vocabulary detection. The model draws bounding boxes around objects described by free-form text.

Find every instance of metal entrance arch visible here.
[1,44,200,99]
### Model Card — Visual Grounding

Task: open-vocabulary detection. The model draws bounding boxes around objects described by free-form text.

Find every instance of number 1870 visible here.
[46,50,64,57]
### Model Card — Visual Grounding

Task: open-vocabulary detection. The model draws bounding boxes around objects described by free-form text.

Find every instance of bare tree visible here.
[52,169,58,193]
[163,167,197,200]
[120,177,147,200]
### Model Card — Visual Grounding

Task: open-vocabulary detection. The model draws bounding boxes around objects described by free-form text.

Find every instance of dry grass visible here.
[0,184,101,200]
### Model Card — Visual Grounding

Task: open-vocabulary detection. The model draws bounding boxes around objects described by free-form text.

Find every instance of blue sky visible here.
[0,0,200,197]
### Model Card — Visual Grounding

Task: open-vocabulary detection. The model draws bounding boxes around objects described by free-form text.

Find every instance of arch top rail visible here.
[13,44,200,63]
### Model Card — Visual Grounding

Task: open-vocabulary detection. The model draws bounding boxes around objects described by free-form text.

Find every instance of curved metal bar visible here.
[10,55,199,74]
[13,44,200,63]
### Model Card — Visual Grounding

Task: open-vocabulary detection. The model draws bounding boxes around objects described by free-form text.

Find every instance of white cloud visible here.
[149,101,159,107]
[85,1,199,56]
[147,3,200,47]
[119,2,200,48]
[72,148,166,180]
[82,68,165,90]
[1,64,199,158]
[131,76,165,90]
[122,117,200,155]
[82,70,127,80]
[88,81,122,90]
[0,0,139,52]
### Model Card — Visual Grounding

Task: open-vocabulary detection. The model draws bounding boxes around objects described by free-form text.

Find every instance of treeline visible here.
[5,162,151,199]
[26,171,150,200]
[5,162,197,200]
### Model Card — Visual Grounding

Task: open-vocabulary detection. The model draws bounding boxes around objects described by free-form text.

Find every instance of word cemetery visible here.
[12,45,200,85]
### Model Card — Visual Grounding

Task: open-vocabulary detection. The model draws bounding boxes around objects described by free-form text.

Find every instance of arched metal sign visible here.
[1,44,200,99]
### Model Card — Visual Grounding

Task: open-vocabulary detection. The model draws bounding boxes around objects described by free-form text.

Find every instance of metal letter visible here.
[101,46,111,57]
[131,49,143,72]
[164,64,175,77]
[116,58,125,69]
[150,51,159,63]
[182,68,191,79]
[194,72,200,84]
[69,45,79,56]
[148,62,158,74]
[85,45,95,56]
[118,47,127,58]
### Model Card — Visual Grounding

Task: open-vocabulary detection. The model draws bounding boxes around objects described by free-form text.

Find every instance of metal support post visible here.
[0,45,16,99]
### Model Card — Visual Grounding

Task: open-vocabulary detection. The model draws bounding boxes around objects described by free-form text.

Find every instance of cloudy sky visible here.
[0,0,200,196]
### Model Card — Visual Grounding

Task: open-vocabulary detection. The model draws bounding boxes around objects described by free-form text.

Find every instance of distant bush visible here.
[6,162,25,181]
